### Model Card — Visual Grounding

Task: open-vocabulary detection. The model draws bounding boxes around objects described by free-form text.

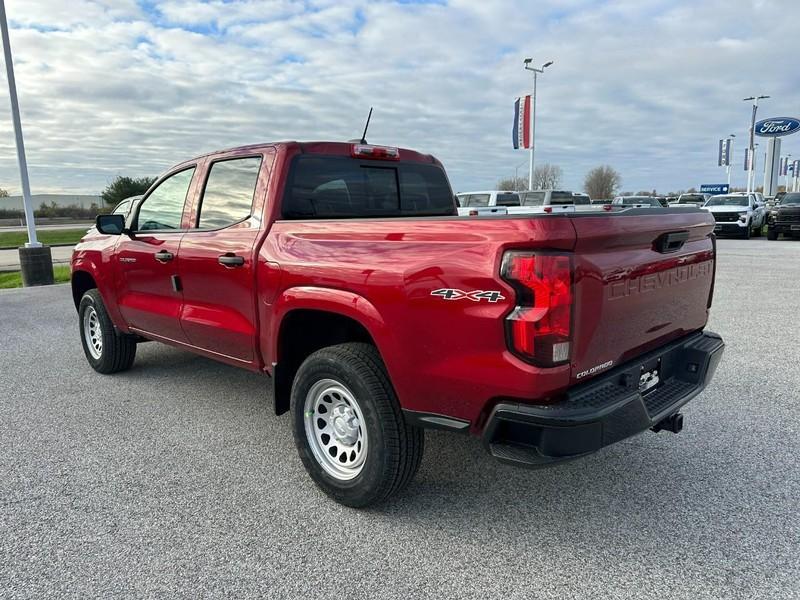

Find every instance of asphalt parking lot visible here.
[1,238,798,599]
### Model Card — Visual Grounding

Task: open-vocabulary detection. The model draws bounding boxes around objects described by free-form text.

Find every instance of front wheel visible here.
[291,343,424,507]
[79,289,137,374]
[743,224,751,239]
[767,229,779,241]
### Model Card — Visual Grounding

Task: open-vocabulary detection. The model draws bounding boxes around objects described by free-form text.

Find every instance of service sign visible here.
[700,184,729,195]
[754,117,800,138]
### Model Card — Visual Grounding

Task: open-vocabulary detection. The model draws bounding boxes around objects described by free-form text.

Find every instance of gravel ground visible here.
[1,238,798,599]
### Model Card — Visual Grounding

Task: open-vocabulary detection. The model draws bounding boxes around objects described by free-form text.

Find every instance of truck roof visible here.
[187,141,440,165]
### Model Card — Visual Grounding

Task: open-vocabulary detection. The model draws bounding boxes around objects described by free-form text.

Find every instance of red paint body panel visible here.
[72,141,719,433]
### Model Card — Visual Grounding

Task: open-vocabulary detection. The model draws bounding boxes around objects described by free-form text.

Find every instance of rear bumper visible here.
[482,330,724,468]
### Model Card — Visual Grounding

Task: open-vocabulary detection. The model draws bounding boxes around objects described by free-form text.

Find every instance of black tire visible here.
[290,342,424,507]
[767,229,778,241]
[78,289,136,374]
[743,225,751,239]
[752,222,762,237]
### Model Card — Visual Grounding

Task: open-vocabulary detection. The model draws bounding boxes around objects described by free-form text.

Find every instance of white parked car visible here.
[505,190,580,214]
[702,193,766,239]
[612,196,669,208]
[671,193,711,207]
[455,190,519,216]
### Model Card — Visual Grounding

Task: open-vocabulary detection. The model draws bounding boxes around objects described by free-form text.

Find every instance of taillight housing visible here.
[351,144,400,160]
[500,251,572,367]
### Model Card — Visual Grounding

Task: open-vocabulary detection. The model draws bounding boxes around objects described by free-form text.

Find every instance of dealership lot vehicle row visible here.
[0,238,798,599]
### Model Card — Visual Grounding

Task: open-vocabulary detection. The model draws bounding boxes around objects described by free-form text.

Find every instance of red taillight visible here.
[500,252,572,366]
[351,144,400,160]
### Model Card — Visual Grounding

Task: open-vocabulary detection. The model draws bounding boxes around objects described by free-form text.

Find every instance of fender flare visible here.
[268,286,391,365]
[71,255,129,333]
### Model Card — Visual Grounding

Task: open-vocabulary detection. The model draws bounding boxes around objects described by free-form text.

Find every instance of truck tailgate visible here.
[569,210,715,384]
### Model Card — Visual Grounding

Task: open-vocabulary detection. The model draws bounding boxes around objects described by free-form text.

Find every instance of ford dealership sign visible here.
[754,117,800,137]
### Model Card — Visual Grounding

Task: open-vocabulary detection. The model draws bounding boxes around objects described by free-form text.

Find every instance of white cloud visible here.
[0,0,799,196]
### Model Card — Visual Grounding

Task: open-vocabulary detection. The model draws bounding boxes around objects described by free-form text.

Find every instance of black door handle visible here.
[154,250,174,263]
[218,254,245,267]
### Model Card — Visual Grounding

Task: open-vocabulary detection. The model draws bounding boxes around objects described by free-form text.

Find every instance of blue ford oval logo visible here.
[754,117,800,137]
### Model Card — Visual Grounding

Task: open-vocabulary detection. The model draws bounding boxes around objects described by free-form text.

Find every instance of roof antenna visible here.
[359,107,373,144]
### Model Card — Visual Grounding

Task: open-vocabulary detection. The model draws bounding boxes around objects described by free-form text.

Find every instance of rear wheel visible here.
[79,289,136,374]
[291,343,424,507]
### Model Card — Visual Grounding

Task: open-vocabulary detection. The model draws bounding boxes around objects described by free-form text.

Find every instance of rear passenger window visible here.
[283,156,455,219]
[197,157,262,229]
[467,194,490,207]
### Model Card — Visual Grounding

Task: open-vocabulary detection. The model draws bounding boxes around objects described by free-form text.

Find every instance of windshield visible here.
[549,191,576,205]
[495,193,520,207]
[705,196,749,207]
[679,195,705,203]
[780,193,800,205]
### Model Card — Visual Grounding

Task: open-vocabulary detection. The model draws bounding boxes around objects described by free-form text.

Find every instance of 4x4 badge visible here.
[431,289,506,303]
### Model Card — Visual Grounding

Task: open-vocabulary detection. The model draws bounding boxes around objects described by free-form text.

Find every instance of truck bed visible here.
[263,206,715,425]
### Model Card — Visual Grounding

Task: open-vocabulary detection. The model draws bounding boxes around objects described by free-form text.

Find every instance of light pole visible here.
[523,58,553,191]
[1,0,53,285]
[743,95,769,193]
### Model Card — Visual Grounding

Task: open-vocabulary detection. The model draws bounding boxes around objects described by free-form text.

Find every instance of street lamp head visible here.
[523,58,532,65]
[543,61,553,68]
[758,95,770,99]
[743,96,755,101]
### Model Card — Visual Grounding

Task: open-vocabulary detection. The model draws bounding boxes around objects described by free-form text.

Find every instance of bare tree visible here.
[584,165,621,199]
[497,176,528,191]
[532,164,563,190]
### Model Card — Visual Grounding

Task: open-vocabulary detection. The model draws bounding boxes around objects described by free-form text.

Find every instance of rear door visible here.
[569,210,716,383]
[177,154,268,363]
[115,167,196,342]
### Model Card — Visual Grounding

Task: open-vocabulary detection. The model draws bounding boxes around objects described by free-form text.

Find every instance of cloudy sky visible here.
[1,0,799,196]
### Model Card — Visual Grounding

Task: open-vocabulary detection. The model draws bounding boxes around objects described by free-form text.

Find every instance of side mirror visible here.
[96,214,127,235]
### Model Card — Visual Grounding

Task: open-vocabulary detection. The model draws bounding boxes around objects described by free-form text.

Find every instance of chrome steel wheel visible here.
[82,305,103,359]
[303,378,368,481]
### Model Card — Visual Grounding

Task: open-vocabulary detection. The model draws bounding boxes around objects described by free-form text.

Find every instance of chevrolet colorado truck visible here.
[71,141,724,507]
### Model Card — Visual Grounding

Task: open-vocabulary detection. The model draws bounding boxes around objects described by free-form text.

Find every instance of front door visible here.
[115,166,197,343]
[178,156,264,362]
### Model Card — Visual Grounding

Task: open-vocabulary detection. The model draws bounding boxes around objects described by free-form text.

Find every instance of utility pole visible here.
[523,58,553,191]
[0,0,53,285]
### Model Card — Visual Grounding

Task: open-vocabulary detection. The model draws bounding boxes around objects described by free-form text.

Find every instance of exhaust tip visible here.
[651,413,683,434]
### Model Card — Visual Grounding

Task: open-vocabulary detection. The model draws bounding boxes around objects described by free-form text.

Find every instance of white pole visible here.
[528,71,536,191]
[0,0,39,247]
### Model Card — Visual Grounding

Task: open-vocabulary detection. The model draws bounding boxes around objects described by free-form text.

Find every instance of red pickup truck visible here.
[71,141,724,507]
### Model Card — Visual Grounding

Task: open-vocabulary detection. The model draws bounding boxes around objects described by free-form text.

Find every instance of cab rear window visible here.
[282,156,456,219]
